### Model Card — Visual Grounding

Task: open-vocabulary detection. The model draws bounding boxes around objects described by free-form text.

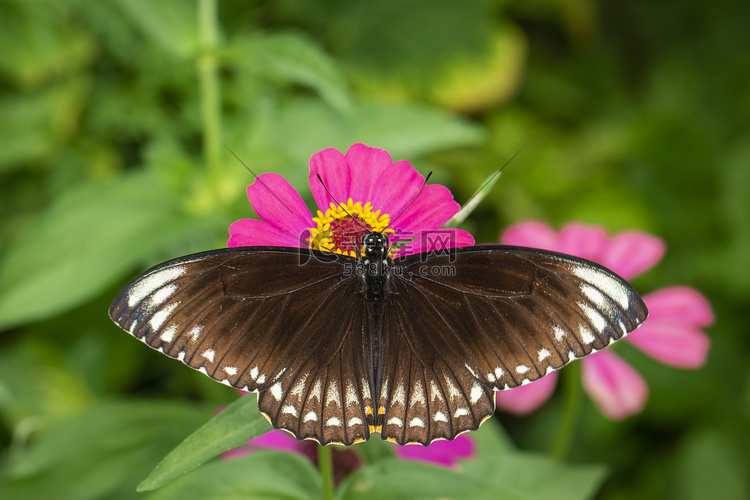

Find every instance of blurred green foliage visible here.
[0,0,748,498]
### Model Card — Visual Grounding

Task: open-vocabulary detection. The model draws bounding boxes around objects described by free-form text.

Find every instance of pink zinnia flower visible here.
[228,143,474,255]
[495,221,713,420]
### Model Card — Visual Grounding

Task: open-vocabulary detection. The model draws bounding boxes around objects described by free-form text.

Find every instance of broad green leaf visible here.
[144,451,321,500]
[113,0,198,58]
[336,458,489,500]
[0,400,213,500]
[231,32,353,112]
[231,97,486,179]
[0,1,95,86]
[0,80,88,172]
[138,393,271,492]
[0,171,223,329]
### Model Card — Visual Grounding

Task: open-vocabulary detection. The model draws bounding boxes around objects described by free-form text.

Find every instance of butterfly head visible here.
[362,232,390,261]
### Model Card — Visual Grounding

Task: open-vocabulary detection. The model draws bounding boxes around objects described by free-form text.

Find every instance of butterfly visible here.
[109,231,647,446]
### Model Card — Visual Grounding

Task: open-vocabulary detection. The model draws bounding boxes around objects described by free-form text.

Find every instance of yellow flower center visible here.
[308,199,394,257]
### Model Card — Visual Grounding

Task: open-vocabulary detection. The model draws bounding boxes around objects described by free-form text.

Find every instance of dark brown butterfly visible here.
[109,232,647,445]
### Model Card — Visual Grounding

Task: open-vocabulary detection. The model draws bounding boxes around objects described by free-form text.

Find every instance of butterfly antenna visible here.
[381,171,433,232]
[315,174,369,232]
[225,146,294,216]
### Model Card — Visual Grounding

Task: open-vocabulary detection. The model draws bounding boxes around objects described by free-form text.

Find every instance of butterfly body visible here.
[110,233,647,445]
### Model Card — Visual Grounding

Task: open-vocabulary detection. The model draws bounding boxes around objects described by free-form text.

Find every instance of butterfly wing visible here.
[376,245,648,444]
[109,247,373,445]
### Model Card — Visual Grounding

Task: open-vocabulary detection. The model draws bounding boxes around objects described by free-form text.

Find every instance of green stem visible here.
[551,361,583,460]
[197,0,223,198]
[318,444,335,500]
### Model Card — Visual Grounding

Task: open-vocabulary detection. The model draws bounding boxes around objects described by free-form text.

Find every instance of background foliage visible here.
[1,0,748,498]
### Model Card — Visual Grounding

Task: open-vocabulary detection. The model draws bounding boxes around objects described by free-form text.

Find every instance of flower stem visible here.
[197,0,223,199]
[551,361,583,460]
[318,444,335,500]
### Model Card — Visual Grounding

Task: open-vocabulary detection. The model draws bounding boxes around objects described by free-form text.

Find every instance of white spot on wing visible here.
[578,301,608,333]
[573,266,630,309]
[223,366,238,376]
[470,382,483,404]
[128,266,186,307]
[325,380,341,408]
[202,349,215,362]
[256,374,266,384]
[410,380,426,407]
[553,326,566,341]
[250,366,259,380]
[189,325,203,342]
[515,365,530,374]
[160,325,178,343]
[494,367,505,380]
[348,417,363,427]
[434,411,448,422]
[538,348,551,362]
[290,374,308,400]
[149,302,180,331]
[282,405,298,417]
[387,417,403,427]
[325,417,341,427]
[409,417,425,428]
[579,323,597,345]
[454,408,470,418]
[150,285,177,307]
[392,383,406,407]
[346,380,358,409]
[309,379,322,401]
[581,284,607,308]
[443,376,462,401]
[303,411,317,422]
[270,382,282,401]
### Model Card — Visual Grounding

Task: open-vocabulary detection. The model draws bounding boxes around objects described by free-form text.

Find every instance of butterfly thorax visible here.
[361,232,392,302]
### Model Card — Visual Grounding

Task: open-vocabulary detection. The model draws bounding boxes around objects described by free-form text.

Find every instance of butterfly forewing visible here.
[392,246,648,393]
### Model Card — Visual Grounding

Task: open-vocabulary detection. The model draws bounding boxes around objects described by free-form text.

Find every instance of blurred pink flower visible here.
[228,143,474,256]
[393,435,475,468]
[495,221,714,419]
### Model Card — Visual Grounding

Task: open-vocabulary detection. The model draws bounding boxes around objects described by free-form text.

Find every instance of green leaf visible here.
[337,458,487,500]
[138,393,271,492]
[112,0,198,58]
[445,169,503,228]
[0,400,213,500]
[231,32,353,112]
[143,451,320,500]
[0,171,222,329]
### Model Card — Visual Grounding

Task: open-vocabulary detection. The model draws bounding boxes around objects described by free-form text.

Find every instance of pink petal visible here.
[228,218,310,248]
[367,159,424,218]
[309,144,398,211]
[396,228,475,256]
[500,220,559,250]
[394,434,475,467]
[390,185,460,233]
[598,231,666,280]
[625,322,710,369]
[246,173,312,246]
[495,371,558,415]
[641,286,715,327]
[581,350,649,420]
[557,223,609,262]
